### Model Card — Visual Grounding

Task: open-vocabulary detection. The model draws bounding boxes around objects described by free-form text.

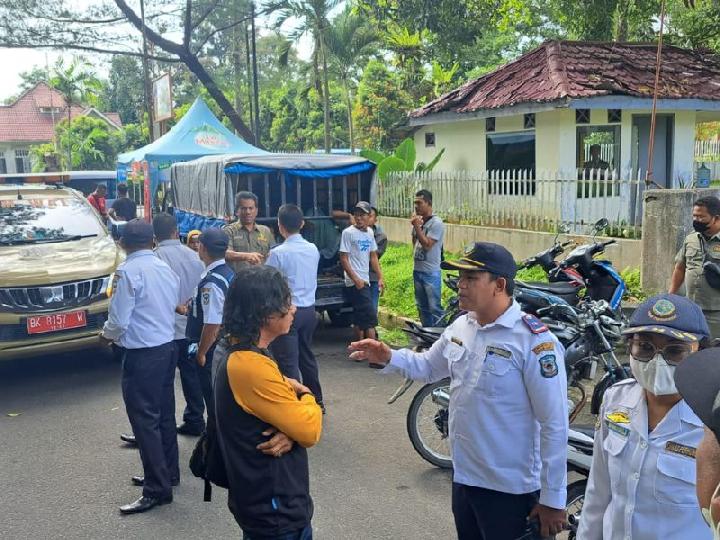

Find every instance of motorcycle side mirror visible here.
[592,218,609,237]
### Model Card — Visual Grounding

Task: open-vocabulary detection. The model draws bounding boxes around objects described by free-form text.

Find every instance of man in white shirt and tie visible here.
[267,204,324,410]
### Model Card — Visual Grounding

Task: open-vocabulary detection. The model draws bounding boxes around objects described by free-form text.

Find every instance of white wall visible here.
[414,107,698,181]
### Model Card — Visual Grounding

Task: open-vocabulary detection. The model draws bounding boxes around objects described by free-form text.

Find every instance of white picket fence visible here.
[379,169,645,236]
[696,140,720,161]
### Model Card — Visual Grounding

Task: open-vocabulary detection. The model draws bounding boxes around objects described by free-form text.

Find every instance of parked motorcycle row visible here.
[388,218,629,539]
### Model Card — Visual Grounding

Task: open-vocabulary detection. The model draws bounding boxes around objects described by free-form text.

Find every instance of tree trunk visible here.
[182,52,256,143]
[344,76,354,155]
[319,36,331,153]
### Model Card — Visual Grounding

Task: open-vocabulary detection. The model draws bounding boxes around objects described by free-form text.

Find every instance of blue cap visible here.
[622,293,709,343]
[199,228,229,251]
[121,218,154,246]
[441,242,517,280]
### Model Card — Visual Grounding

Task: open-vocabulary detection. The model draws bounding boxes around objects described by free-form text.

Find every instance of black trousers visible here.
[175,338,205,430]
[452,483,543,540]
[121,342,178,498]
[270,306,322,402]
[197,343,217,422]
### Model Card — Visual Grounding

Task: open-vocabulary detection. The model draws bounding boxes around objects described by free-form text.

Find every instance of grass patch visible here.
[379,243,646,318]
[378,326,410,347]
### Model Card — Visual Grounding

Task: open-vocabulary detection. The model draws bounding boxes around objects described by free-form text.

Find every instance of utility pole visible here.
[140,0,154,143]
[646,0,666,187]
[250,2,261,147]
[244,22,255,137]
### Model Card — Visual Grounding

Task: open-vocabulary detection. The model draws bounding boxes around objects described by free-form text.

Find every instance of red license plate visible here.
[26,311,87,334]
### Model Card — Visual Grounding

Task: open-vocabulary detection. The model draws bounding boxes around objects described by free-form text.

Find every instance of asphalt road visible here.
[0,326,455,540]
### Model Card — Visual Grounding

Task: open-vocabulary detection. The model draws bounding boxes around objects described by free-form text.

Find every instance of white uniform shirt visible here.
[102,250,179,349]
[195,259,229,325]
[578,378,711,540]
[383,301,568,509]
[155,239,204,340]
[266,233,320,308]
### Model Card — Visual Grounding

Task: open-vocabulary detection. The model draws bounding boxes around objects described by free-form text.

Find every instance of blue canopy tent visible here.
[171,153,377,233]
[116,97,266,198]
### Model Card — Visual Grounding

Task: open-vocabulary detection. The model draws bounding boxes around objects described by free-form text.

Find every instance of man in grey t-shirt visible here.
[340,202,384,346]
[411,189,445,327]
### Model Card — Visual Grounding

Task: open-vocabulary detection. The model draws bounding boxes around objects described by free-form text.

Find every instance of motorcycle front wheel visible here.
[406,378,452,469]
[565,479,587,540]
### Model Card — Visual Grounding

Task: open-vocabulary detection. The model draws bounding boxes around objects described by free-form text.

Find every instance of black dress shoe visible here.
[131,475,179,487]
[120,433,137,445]
[176,423,204,436]
[119,495,172,514]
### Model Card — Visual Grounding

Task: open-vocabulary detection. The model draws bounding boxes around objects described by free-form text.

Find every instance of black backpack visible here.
[189,418,229,502]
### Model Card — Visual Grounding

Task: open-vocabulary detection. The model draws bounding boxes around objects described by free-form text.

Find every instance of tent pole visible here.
[646,0,666,187]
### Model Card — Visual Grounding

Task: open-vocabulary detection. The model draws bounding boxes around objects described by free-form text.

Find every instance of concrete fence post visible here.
[641,188,720,295]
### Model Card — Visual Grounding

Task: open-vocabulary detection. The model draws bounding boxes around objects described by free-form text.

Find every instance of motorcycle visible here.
[566,426,594,540]
[515,218,626,313]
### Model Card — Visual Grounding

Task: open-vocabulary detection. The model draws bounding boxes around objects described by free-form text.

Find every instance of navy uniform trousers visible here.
[121,342,179,498]
[270,306,322,403]
[175,338,206,431]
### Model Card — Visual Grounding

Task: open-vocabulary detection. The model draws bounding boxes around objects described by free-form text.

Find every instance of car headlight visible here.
[104,273,115,298]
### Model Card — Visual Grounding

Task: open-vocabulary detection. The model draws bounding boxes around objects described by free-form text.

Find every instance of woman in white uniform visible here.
[578,293,712,540]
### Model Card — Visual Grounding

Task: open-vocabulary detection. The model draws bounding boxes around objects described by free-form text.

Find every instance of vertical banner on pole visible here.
[143,161,151,222]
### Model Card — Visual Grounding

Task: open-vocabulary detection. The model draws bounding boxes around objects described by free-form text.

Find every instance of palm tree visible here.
[273,0,342,153]
[49,57,103,169]
[326,6,379,154]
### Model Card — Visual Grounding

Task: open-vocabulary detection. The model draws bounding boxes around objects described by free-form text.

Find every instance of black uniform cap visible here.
[199,228,229,251]
[441,242,517,280]
[121,218,154,245]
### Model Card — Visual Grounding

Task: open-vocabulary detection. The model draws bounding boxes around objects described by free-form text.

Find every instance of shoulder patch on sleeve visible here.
[532,341,555,354]
[522,314,548,334]
[538,354,559,378]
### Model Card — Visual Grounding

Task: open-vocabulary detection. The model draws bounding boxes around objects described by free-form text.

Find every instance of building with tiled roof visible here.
[411,41,720,186]
[0,82,122,174]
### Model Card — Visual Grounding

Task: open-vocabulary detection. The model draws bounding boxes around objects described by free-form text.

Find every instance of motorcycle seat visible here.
[571,424,596,439]
[518,281,581,296]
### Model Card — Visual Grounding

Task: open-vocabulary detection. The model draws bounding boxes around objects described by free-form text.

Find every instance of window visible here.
[576,125,621,197]
[15,149,30,173]
[486,117,496,132]
[523,113,535,129]
[608,109,622,123]
[0,156,6,174]
[424,132,436,147]
[576,109,591,124]
[486,132,536,194]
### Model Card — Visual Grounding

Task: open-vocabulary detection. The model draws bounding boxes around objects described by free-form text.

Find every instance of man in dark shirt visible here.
[109,183,138,222]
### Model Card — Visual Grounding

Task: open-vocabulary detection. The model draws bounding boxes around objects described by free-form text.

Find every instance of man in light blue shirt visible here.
[153,213,206,436]
[100,219,180,515]
[267,204,324,408]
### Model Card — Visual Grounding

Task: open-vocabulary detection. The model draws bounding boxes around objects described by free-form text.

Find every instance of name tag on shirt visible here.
[606,420,630,438]
[665,441,696,459]
[485,345,512,360]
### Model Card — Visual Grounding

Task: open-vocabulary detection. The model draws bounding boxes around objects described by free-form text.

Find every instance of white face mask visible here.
[702,482,720,539]
[629,354,678,396]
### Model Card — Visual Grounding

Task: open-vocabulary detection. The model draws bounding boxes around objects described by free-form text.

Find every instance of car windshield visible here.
[0,195,105,245]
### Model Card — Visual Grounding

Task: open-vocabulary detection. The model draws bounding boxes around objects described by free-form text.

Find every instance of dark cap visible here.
[441,242,517,280]
[622,293,709,343]
[354,201,372,214]
[121,218,154,246]
[675,348,720,442]
[199,228,229,251]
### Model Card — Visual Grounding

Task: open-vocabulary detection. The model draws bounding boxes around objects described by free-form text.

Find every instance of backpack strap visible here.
[204,479,212,502]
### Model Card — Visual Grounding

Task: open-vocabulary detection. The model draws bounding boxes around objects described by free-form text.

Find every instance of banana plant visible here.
[361,138,445,180]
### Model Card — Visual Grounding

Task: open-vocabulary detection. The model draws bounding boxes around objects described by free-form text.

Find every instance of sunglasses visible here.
[628,338,694,366]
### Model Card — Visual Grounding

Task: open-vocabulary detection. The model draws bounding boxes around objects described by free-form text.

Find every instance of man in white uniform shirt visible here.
[349,242,568,539]
[267,204,324,409]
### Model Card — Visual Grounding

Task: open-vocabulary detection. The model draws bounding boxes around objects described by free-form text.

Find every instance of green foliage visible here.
[353,59,414,151]
[362,137,445,178]
[620,268,646,301]
[378,326,410,347]
[101,55,143,125]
